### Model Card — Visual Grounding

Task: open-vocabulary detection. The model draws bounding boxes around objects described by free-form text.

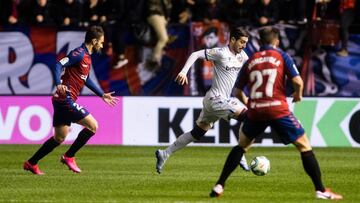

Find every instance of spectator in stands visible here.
[223,0,253,29]
[252,0,279,26]
[191,0,223,24]
[337,0,357,57]
[0,0,23,26]
[145,0,172,70]
[56,0,82,27]
[28,0,56,26]
[279,0,308,24]
[82,0,101,27]
[170,0,194,24]
[99,0,128,69]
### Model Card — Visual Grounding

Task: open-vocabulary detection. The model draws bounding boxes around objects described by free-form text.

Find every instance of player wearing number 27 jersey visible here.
[235,44,298,121]
[210,27,342,200]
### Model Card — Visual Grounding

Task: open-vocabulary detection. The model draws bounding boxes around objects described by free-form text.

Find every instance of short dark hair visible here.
[259,27,279,45]
[229,27,249,40]
[85,26,104,43]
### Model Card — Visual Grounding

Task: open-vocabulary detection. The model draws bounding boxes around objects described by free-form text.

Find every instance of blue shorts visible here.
[52,99,90,127]
[242,113,305,145]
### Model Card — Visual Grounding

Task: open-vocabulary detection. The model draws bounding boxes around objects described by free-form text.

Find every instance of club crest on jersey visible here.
[59,57,69,65]
[80,75,88,81]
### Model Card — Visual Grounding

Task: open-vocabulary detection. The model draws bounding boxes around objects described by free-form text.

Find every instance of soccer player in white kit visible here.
[155,28,250,174]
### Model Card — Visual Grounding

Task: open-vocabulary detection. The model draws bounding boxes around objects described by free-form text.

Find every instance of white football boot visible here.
[155,149,169,174]
[316,188,343,200]
[239,154,250,171]
[210,184,224,197]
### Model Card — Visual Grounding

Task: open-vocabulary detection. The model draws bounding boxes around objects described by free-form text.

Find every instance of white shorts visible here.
[196,95,247,127]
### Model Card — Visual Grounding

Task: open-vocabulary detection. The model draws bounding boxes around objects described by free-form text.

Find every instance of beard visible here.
[94,46,102,53]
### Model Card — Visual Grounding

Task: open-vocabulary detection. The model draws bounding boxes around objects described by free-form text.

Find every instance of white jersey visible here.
[205,46,248,99]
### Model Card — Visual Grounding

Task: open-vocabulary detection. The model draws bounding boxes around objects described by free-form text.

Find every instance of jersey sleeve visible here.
[280,51,299,78]
[85,76,104,97]
[205,47,223,61]
[62,49,85,67]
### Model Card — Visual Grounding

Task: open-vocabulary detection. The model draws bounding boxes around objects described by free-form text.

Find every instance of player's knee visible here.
[88,121,98,133]
[54,135,66,143]
[190,125,207,140]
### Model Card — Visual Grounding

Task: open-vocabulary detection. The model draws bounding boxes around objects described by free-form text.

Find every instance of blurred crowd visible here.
[0,0,359,67]
[0,0,321,28]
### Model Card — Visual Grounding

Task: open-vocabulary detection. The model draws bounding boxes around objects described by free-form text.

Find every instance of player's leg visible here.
[61,114,98,173]
[155,97,219,174]
[155,121,211,174]
[293,135,342,199]
[274,113,342,199]
[24,100,71,175]
[210,120,264,197]
[24,125,68,175]
[229,98,249,170]
[65,114,97,157]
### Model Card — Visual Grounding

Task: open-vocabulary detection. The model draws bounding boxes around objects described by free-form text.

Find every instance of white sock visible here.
[164,132,196,155]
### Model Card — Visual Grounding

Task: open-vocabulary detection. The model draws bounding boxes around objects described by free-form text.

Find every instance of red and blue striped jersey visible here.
[235,46,300,120]
[53,43,95,102]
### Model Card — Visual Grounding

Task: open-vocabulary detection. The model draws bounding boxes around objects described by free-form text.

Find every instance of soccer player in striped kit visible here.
[210,27,342,200]
[23,26,118,175]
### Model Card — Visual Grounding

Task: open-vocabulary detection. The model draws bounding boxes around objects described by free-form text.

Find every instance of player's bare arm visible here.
[102,91,119,107]
[291,75,303,103]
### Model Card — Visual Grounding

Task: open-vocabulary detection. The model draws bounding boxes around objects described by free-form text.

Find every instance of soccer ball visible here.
[250,156,270,176]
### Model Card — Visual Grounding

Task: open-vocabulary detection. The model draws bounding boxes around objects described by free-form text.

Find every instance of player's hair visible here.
[229,28,249,40]
[259,27,280,45]
[85,26,104,43]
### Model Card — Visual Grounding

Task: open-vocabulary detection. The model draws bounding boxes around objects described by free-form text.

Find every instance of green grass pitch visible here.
[0,145,359,202]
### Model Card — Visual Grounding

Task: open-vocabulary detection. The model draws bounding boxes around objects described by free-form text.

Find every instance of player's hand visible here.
[175,72,188,85]
[102,91,119,107]
[56,84,70,95]
[292,93,302,103]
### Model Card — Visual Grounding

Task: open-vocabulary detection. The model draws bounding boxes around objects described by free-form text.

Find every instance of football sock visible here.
[65,128,94,157]
[216,145,245,187]
[165,132,196,155]
[28,137,60,165]
[301,150,325,192]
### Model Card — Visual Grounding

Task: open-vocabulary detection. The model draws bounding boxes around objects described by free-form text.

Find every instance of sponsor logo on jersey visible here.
[225,66,241,71]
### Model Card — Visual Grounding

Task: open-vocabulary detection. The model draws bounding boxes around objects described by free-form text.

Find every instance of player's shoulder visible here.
[207,46,226,54]
[272,48,288,58]
[69,45,86,58]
